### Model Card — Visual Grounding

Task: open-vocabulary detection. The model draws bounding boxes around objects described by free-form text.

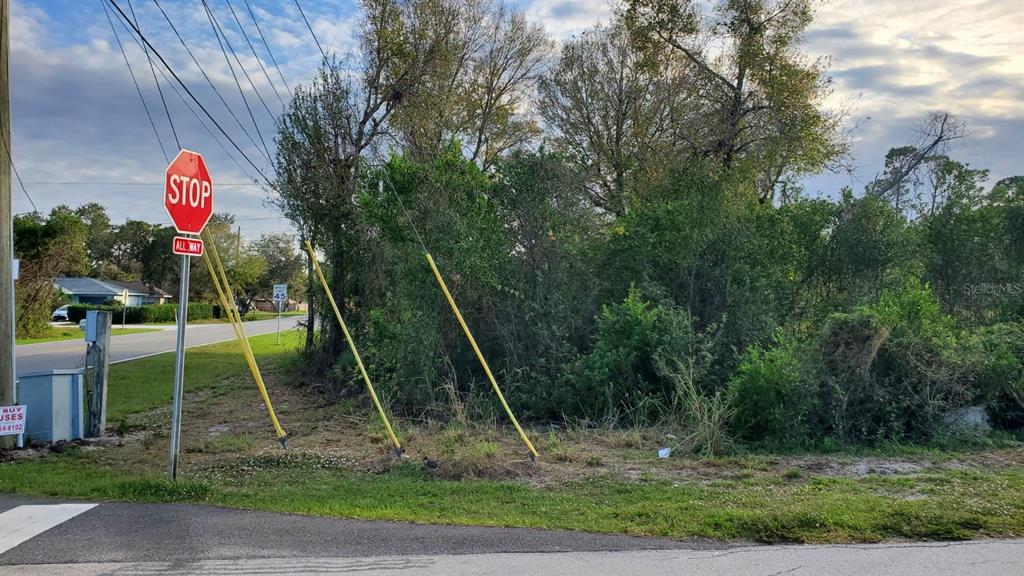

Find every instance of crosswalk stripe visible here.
[0,504,98,554]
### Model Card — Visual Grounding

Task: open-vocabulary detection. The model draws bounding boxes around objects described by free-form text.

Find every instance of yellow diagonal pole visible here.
[303,240,402,455]
[201,231,287,444]
[425,253,538,460]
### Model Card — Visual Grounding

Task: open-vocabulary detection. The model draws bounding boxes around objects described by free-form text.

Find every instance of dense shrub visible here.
[563,288,701,424]
[961,322,1024,428]
[67,302,214,323]
[728,337,820,448]
[818,283,969,442]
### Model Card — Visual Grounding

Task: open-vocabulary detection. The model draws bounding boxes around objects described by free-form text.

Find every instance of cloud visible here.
[518,0,614,38]
[5,0,1022,241]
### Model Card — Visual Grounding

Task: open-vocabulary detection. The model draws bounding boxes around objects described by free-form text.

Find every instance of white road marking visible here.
[0,504,97,554]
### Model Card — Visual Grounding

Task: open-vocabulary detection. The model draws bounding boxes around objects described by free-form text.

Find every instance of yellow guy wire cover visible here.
[303,241,403,455]
[201,231,287,443]
[425,253,539,460]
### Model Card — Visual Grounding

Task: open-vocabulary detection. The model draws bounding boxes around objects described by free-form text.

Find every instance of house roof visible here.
[54,277,170,298]
[107,280,172,298]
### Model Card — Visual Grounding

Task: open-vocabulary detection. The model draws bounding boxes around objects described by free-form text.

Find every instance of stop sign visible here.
[165,149,214,235]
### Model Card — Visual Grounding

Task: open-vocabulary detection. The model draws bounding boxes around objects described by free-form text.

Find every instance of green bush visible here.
[960,322,1024,428]
[728,337,820,448]
[66,302,214,324]
[818,282,969,443]
[565,287,702,424]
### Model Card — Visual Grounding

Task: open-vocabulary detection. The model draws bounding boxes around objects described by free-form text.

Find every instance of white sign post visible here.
[273,284,287,345]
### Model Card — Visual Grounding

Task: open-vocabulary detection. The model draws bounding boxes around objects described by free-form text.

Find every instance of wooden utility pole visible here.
[0,0,15,451]
[85,312,112,437]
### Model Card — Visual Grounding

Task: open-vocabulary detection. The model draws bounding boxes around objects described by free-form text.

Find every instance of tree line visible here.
[14,204,306,336]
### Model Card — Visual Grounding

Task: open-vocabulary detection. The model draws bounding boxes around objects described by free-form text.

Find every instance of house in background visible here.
[54,278,173,306]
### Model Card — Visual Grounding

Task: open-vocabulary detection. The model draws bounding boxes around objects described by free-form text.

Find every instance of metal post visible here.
[276,298,281,345]
[168,254,189,480]
[122,289,128,330]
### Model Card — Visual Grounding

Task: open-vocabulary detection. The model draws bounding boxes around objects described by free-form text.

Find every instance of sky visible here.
[6,0,1023,239]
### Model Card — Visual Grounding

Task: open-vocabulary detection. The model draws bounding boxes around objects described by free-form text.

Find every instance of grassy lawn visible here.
[16,327,160,345]
[1,330,1022,544]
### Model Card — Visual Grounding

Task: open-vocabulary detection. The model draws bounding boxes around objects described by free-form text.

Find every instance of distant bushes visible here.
[67,302,214,323]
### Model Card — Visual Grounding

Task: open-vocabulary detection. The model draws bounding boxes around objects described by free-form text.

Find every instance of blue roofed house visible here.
[53,278,173,307]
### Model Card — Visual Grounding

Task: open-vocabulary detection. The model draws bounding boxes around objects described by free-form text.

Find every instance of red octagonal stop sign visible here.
[165,149,214,235]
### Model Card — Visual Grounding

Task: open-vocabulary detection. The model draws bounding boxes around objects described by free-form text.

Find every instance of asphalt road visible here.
[0,495,1018,575]
[15,317,304,375]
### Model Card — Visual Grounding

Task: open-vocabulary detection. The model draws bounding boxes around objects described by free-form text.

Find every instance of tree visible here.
[392,0,551,171]
[74,203,114,274]
[275,0,463,351]
[623,0,846,202]
[866,112,966,205]
[539,22,691,216]
[13,209,89,336]
[252,233,306,304]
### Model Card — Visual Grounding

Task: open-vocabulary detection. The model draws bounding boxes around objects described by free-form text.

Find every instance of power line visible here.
[106,0,272,183]
[225,0,286,108]
[127,0,180,151]
[202,0,277,125]
[200,0,272,161]
[244,0,291,97]
[0,128,38,214]
[101,0,169,164]
[24,181,261,186]
[149,0,272,165]
[106,0,261,184]
[293,0,327,62]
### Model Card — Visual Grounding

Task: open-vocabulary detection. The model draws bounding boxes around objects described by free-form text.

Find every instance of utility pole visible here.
[0,0,16,451]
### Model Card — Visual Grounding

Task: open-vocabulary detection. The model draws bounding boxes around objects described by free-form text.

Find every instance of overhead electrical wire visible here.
[200,0,273,161]
[0,123,38,214]
[148,0,272,165]
[105,0,272,183]
[127,0,181,152]
[106,0,261,185]
[224,0,286,108]
[201,1,277,124]
[293,0,327,62]
[101,0,170,164]
[244,0,291,97]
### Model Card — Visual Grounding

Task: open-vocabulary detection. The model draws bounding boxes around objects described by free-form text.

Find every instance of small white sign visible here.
[0,406,27,436]
[272,284,288,302]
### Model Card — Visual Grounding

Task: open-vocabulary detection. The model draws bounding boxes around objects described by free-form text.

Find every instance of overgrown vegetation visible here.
[267,0,1022,451]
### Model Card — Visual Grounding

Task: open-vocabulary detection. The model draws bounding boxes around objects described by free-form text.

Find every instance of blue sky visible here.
[7,0,1023,238]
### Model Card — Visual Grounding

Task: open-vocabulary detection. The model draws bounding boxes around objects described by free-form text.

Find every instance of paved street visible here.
[0,495,1018,575]
[15,317,304,375]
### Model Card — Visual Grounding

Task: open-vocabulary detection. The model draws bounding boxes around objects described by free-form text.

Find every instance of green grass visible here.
[16,327,160,345]
[1,451,1022,543]
[106,331,301,421]
[2,330,1023,543]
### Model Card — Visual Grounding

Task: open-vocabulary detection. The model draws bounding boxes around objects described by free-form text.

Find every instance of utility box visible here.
[16,370,85,444]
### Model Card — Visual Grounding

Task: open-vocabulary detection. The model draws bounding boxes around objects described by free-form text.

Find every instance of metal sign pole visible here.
[276,298,281,345]
[168,254,190,480]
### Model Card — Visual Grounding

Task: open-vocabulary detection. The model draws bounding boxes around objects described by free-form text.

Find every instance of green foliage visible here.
[566,287,697,423]
[67,303,214,324]
[729,337,820,448]
[819,283,967,442]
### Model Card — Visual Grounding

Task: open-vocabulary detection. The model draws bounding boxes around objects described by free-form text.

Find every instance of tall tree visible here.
[275,0,462,351]
[539,22,690,216]
[623,0,846,202]
[393,0,551,171]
